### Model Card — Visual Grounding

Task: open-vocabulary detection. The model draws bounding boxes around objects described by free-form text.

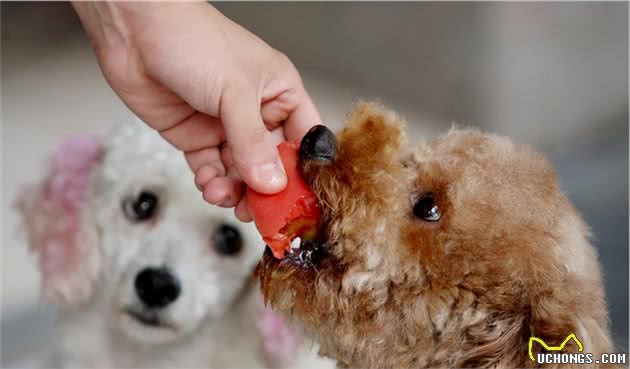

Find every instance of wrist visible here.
[71,2,131,51]
[73,1,222,50]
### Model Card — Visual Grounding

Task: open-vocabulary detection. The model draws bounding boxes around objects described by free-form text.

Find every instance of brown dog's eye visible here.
[413,193,441,221]
[123,191,159,222]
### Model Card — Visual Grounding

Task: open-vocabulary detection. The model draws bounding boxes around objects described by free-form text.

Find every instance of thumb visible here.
[221,89,287,194]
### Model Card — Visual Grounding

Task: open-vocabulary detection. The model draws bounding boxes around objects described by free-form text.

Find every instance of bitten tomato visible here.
[247,141,321,259]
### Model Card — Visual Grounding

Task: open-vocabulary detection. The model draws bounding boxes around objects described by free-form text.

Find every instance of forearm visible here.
[72,2,219,51]
[72,2,131,51]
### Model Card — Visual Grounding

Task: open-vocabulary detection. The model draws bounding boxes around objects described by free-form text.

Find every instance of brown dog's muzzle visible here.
[260,125,337,270]
[299,125,337,165]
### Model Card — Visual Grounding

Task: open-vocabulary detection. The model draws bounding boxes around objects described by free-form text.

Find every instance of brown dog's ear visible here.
[16,136,103,305]
[337,101,408,165]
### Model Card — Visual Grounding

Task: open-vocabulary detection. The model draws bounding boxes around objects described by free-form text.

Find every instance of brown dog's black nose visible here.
[299,125,336,164]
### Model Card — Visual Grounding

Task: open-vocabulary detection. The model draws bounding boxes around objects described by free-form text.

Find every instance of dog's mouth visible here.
[265,237,329,270]
[257,201,334,301]
[258,124,336,273]
[265,124,337,270]
[125,307,176,330]
[258,237,335,306]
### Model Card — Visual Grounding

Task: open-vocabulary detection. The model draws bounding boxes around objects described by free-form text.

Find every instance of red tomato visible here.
[247,141,321,259]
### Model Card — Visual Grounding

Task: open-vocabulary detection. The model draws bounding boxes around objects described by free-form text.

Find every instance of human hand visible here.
[72,2,321,221]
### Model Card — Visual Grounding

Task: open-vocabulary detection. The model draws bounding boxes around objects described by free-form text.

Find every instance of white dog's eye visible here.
[123,191,159,222]
[213,225,242,255]
[413,193,441,221]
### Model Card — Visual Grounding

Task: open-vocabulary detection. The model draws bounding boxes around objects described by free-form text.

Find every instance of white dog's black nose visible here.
[299,125,336,164]
[134,267,181,308]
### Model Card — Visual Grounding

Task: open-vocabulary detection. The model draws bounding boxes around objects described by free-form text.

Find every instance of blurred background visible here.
[1,2,628,365]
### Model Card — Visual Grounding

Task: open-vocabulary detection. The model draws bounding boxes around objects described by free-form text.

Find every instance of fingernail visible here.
[254,160,287,190]
[218,194,233,207]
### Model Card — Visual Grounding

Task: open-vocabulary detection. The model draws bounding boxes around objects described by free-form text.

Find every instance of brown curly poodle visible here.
[258,103,614,368]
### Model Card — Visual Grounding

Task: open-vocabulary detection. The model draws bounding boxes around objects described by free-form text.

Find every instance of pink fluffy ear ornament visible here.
[16,136,103,305]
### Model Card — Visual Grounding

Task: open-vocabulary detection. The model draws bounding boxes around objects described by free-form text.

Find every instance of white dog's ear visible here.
[16,136,103,305]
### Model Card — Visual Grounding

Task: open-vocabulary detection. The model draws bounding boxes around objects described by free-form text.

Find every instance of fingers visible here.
[200,89,319,208]
[194,165,221,191]
[186,148,225,197]
[260,90,298,129]
[260,88,322,142]
[235,197,253,222]
[220,128,283,169]
[160,112,225,152]
[186,148,232,206]
[185,147,223,173]
[220,87,287,194]
[201,177,243,207]
[283,88,322,141]
[194,145,274,211]
[201,161,242,206]
[188,147,242,207]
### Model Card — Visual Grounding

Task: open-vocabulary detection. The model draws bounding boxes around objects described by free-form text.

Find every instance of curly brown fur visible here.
[258,103,614,368]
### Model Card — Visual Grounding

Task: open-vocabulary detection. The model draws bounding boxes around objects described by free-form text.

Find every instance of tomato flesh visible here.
[247,141,321,259]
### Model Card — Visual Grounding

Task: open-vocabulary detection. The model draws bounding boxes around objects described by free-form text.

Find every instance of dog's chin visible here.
[117,308,184,345]
[259,238,330,276]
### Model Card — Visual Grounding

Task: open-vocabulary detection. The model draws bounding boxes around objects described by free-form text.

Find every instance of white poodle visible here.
[17,121,332,369]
